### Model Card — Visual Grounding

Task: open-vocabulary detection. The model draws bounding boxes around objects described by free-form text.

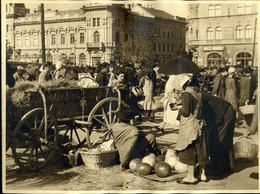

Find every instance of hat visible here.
[179,74,192,89]
[17,66,24,71]
[228,67,235,74]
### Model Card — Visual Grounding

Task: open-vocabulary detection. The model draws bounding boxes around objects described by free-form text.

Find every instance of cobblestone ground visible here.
[4,108,259,193]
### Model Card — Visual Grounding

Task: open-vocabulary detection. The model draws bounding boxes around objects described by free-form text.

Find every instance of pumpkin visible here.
[175,160,188,173]
[129,158,142,172]
[165,155,178,170]
[154,162,172,178]
[142,155,156,169]
[136,162,152,176]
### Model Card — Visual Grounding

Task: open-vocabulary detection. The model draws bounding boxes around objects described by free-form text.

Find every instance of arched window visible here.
[236,26,243,39]
[245,25,253,38]
[236,52,252,67]
[94,31,100,43]
[207,53,222,67]
[115,31,120,43]
[33,34,38,46]
[207,27,214,40]
[16,35,21,47]
[25,34,30,46]
[216,27,222,39]
[79,53,86,66]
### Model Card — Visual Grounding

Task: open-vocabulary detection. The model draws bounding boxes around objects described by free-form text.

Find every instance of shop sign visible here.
[203,46,224,51]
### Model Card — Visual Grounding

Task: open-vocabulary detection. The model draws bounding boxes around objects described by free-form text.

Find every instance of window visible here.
[158,43,161,52]
[207,53,222,66]
[70,33,75,44]
[245,25,253,38]
[94,31,100,43]
[7,25,9,32]
[115,19,121,27]
[208,5,214,16]
[237,4,244,14]
[154,42,156,51]
[61,34,65,44]
[93,18,96,27]
[125,33,128,41]
[245,4,251,14]
[216,27,222,39]
[116,31,120,43]
[236,26,243,39]
[92,18,100,27]
[51,34,55,45]
[80,32,85,43]
[196,29,198,39]
[17,35,21,47]
[207,27,214,40]
[79,53,86,66]
[163,43,165,52]
[25,34,29,46]
[97,18,100,26]
[33,34,38,46]
[237,52,252,67]
[215,5,221,16]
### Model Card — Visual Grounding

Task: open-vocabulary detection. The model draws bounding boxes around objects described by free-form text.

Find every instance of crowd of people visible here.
[6,58,258,184]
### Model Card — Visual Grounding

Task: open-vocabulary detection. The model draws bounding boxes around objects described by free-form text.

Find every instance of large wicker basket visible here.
[80,148,118,170]
[234,136,258,162]
[239,105,255,115]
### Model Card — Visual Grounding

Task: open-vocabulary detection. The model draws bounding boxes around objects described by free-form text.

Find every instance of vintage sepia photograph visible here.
[2,0,259,193]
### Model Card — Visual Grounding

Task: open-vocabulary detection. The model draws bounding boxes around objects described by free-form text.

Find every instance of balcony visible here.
[86,42,104,50]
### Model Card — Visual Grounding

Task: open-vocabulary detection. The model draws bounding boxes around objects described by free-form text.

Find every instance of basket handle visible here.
[236,135,257,144]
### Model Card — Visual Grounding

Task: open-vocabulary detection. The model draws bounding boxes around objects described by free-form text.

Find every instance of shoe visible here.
[176,179,199,185]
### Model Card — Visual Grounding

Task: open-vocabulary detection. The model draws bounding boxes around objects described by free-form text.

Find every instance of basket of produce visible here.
[239,105,255,115]
[234,136,258,162]
[80,140,119,170]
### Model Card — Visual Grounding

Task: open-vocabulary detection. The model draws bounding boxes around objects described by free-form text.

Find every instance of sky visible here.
[23,0,189,18]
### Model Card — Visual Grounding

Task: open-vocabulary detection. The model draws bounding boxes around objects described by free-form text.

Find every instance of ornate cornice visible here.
[14,17,86,26]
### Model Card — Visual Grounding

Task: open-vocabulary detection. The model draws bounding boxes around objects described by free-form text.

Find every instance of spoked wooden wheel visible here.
[56,121,86,150]
[11,108,57,172]
[87,97,120,147]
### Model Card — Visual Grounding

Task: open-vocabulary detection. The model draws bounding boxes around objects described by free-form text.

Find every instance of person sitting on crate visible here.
[111,108,161,171]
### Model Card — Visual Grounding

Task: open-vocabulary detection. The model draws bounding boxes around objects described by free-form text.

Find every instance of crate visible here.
[80,148,118,170]
[234,136,258,162]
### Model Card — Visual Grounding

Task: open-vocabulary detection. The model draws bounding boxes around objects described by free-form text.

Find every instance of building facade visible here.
[188,3,258,67]
[6,3,187,67]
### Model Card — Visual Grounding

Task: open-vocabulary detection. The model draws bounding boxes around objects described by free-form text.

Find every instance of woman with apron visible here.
[175,75,208,184]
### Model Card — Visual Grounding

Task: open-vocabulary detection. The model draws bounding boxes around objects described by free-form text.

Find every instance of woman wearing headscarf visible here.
[175,74,208,184]
[225,67,238,112]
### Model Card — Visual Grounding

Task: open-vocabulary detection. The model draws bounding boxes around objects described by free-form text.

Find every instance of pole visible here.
[41,4,46,66]
[252,18,257,67]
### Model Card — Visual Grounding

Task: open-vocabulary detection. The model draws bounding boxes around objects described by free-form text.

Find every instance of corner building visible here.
[6,3,186,66]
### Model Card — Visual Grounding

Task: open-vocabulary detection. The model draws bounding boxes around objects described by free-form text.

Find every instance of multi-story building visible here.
[5,3,187,67]
[188,3,258,67]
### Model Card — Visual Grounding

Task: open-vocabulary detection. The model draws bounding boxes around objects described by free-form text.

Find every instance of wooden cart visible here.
[6,86,121,172]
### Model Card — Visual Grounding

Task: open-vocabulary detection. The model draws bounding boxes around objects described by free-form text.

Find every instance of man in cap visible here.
[111,108,161,171]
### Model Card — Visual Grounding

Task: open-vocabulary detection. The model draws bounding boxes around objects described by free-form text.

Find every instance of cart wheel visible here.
[11,108,57,172]
[87,97,119,146]
[56,121,87,150]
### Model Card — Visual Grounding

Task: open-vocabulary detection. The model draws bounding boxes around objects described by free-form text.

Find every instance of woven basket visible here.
[239,105,255,115]
[234,136,258,162]
[80,148,118,170]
